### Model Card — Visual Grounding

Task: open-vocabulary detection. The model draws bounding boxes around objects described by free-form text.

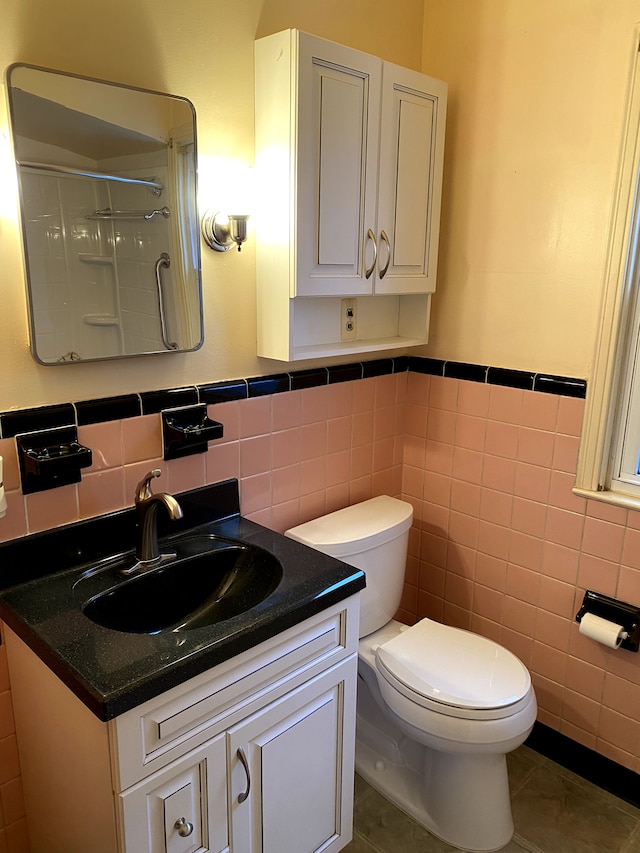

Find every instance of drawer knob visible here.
[174,816,194,837]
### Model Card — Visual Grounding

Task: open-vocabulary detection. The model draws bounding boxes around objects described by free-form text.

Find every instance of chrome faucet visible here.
[121,469,183,575]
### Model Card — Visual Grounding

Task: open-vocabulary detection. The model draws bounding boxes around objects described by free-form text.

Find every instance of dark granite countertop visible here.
[0,480,365,721]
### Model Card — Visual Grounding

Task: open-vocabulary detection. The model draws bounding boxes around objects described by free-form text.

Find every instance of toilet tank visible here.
[285,496,413,637]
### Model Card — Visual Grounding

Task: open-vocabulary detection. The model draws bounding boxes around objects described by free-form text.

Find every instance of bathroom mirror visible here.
[7,63,204,364]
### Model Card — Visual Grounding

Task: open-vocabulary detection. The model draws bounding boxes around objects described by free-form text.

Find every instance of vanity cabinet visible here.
[227,662,353,852]
[254,29,447,360]
[5,595,359,853]
[119,734,228,853]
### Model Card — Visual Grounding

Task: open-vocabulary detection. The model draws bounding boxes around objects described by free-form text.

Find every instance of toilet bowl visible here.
[286,496,537,853]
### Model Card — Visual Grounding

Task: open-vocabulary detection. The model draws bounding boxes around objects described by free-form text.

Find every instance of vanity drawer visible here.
[117,733,228,853]
[111,594,359,790]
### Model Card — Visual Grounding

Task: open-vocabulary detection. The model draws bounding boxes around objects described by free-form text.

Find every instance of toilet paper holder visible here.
[575,590,640,652]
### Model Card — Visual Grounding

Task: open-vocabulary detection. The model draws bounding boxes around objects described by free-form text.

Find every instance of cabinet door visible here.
[375,63,447,295]
[228,657,357,853]
[119,734,228,853]
[295,34,381,297]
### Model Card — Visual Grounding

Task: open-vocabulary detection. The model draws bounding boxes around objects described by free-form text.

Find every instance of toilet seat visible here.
[375,618,532,721]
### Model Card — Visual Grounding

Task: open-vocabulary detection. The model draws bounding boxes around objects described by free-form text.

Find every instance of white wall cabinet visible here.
[5,595,359,853]
[255,29,447,361]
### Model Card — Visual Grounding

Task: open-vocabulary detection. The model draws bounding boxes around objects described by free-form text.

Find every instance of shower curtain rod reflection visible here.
[17,160,164,195]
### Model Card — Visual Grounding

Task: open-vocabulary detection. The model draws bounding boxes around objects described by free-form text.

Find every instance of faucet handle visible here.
[135,468,162,503]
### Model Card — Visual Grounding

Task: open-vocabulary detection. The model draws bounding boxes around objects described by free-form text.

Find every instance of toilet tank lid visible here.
[285,495,413,556]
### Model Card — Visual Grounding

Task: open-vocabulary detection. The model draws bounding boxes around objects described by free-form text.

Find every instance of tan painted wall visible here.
[0,0,424,413]
[3,2,637,407]
[420,0,639,379]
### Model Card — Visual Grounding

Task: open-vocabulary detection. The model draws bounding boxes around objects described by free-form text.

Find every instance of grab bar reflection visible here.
[155,253,178,351]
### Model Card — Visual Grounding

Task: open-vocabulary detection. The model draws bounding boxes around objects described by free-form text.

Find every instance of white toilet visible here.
[286,496,537,853]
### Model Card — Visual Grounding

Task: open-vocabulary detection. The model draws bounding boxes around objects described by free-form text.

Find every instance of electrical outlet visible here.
[341,298,357,341]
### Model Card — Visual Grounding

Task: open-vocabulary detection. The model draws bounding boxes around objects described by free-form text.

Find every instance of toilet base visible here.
[355,675,516,852]
[355,737,513,852]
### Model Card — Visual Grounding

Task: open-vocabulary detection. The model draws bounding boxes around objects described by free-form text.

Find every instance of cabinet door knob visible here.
[174,816,194,837]
[237,747,251,803]
[365,228,377,279]
[379,230,391,279]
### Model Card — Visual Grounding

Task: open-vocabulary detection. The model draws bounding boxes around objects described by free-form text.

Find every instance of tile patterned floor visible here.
[346,746,640,853]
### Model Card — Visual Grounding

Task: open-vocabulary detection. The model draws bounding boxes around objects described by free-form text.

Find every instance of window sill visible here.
[573,485,640,513]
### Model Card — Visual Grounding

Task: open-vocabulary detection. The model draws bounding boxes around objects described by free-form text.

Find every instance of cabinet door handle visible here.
[379,230,391,279]
[174,817,194,837]
[237,747,251,803]
[364,228,377,279]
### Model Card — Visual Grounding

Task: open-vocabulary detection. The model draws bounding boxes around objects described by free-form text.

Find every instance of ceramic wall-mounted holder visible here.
[576,590,640,652]
[162,404,223,460]
[16,426,92,494]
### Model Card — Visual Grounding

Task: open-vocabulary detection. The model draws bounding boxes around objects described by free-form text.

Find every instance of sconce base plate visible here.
[201,210,248,252]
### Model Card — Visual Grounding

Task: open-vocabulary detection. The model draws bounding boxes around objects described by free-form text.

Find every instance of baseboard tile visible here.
[526,722,640,808]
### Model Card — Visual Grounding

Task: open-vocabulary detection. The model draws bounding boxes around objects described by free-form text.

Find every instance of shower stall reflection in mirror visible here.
[20,142,198,363]
[8,63,204,365]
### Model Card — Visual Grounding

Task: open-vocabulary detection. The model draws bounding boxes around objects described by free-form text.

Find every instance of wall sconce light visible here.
[201,211,250,252]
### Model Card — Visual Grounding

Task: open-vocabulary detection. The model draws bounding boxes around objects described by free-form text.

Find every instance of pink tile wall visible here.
[401,372,640,774]
[1,368,640,850]
[0,373,405,849]
[0,374,405,545]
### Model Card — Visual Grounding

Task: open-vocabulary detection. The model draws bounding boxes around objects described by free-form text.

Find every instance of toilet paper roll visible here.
[578,613,628,648]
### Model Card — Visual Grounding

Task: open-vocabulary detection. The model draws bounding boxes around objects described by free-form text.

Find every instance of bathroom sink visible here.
[0,478,366,719]
[74,535,283,634]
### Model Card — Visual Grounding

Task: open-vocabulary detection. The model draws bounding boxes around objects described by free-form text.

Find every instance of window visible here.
[576,28,640,508]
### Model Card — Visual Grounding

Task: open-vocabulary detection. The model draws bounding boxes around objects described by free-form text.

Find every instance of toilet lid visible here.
[375,618,531,711]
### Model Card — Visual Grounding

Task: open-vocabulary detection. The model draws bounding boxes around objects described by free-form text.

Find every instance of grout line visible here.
[548,756,640,819]
[620,822,640,853]
[509,764,545,798]
[349,830,387,853]
[510,832,546,853]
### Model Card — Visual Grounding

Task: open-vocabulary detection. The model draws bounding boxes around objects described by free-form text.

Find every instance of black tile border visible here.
[328,364,362,384]
[408,358,586,398]
[198,380,248,404]
[534,373,588,398]
[290,369,328,390]
[1,404,77,439]
[526,721,640,808]
[392,355,409,373]
[444,361,488,383]
[408,356,445,376]
[487,367,536,390]
[362,358,395,378]
[140,386,199,415]
[247,374,290,397]
[76,395,142,426]
[0,357,587,439]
